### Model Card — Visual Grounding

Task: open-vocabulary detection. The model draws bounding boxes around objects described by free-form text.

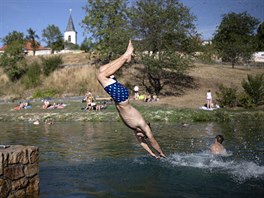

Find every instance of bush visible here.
[41,55,63,76]
[238,92,255,108]
[216,84,238,107]
[7,65,27,82]
[32,88,59,99]
[21,61,41,88]
[242,73,264,106]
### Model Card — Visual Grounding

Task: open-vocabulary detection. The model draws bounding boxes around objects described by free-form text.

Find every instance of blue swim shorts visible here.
[104,81,129,103]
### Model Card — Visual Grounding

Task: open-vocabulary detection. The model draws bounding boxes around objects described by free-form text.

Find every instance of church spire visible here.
[65,9,76,32]
[64,9,77,45]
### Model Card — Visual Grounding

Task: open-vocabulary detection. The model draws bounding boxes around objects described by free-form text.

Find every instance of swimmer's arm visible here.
[135,134,158,159]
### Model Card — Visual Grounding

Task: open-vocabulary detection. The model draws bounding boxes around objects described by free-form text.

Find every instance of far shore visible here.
[0,98,263,123]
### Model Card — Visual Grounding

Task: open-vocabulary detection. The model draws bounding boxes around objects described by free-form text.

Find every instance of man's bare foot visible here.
[123,40,134,63]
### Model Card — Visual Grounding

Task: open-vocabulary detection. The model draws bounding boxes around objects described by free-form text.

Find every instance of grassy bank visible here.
[0,100,263,123]
[1,53,264,109]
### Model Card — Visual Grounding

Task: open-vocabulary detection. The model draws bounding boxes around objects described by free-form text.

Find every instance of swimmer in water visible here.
[210,135,226,155]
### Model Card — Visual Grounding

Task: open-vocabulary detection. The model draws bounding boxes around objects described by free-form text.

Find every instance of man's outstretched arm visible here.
[134,132,159,158]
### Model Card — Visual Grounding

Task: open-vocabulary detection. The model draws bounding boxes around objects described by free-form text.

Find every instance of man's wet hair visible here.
[215,135,224,144]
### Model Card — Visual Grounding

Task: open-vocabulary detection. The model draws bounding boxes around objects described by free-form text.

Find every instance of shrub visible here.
[241,73,264,106]
[22,61,41,88]
[238,92,255,108]
[216,84,238,107]
[214,110,231,122]
[6,65,27,82]
[32,88,59,98]
[41,55,63,76]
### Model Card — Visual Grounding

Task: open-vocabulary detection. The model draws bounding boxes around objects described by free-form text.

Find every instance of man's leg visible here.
[97,40,134,87]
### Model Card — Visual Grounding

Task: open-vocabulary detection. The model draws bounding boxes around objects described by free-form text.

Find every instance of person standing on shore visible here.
[206,90,213,109]
[96,40,166,159]
[133,85,139,100]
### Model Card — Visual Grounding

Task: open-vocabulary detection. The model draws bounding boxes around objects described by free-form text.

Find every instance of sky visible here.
[0,0,263,46]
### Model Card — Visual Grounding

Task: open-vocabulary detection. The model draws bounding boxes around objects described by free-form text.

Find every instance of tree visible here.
[213,12,259,68]
[42,25,64,53]
[82,0,132,60]
[0,40,27,81]
[64,41,79,50]
[131,0,197,95]
[26,28,39,56]
[256,22,264,51]
[1,31,24,45]
[80,37,93,52]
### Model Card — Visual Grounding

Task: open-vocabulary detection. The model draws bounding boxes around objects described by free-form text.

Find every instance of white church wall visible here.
[64,31,77,45]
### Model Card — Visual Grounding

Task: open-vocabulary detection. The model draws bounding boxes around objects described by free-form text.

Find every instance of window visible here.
[68,35,71,42]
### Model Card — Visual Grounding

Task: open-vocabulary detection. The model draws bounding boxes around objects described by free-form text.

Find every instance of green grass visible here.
[0,99,263,123]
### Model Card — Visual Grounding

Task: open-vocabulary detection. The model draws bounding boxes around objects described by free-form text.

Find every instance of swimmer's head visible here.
[215,135,224,144]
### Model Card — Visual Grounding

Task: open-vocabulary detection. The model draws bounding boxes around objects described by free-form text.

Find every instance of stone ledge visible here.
[0,145,39,197]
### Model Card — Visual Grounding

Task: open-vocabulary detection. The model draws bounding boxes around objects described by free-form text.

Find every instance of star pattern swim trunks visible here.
[104,81,129,103]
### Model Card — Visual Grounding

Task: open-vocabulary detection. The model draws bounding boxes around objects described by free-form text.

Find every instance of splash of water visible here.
[165,152,264,182]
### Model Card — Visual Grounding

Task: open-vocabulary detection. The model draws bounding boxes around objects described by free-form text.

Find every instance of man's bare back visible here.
[210,135,226,155]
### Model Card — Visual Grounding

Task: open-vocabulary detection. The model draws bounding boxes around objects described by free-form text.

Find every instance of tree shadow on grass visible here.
[133,67,199,96]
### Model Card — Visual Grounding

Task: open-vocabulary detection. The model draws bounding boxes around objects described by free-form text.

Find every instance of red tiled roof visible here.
[0,41,50,51]
[24,41,49,51]
[0,45,7,51]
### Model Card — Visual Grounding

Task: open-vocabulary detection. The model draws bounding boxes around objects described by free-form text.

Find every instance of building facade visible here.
[64,12,77,46]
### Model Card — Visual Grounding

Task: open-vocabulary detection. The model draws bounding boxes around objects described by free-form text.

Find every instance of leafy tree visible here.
[0,32,26,81]
[26,28,40,56]
[80,37,93,52]
[256,22,264,51]
[82,0,132,60]
[213,12,259,68]
[197,43,217,64]
[242,73,264,106]
[1,31,24,45]
[132,0,197,53]
[0,40,26,81]
[42,24,64,53]
[131,0,197,95]
[139,51,193,95]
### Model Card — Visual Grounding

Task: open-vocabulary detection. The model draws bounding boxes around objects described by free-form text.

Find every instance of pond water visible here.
[0,120,263,198]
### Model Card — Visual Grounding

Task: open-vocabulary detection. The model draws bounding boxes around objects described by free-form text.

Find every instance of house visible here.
[0,41,51,56]
[252,51,264,63]
[201,40,212,46]
[24,41,51,56]
[0,45,7,54]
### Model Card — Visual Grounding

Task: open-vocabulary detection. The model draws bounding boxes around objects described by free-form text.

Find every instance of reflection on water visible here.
[0,121,263,197]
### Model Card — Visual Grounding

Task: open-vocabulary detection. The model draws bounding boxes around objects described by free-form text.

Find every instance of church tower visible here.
[64,9,77,45]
